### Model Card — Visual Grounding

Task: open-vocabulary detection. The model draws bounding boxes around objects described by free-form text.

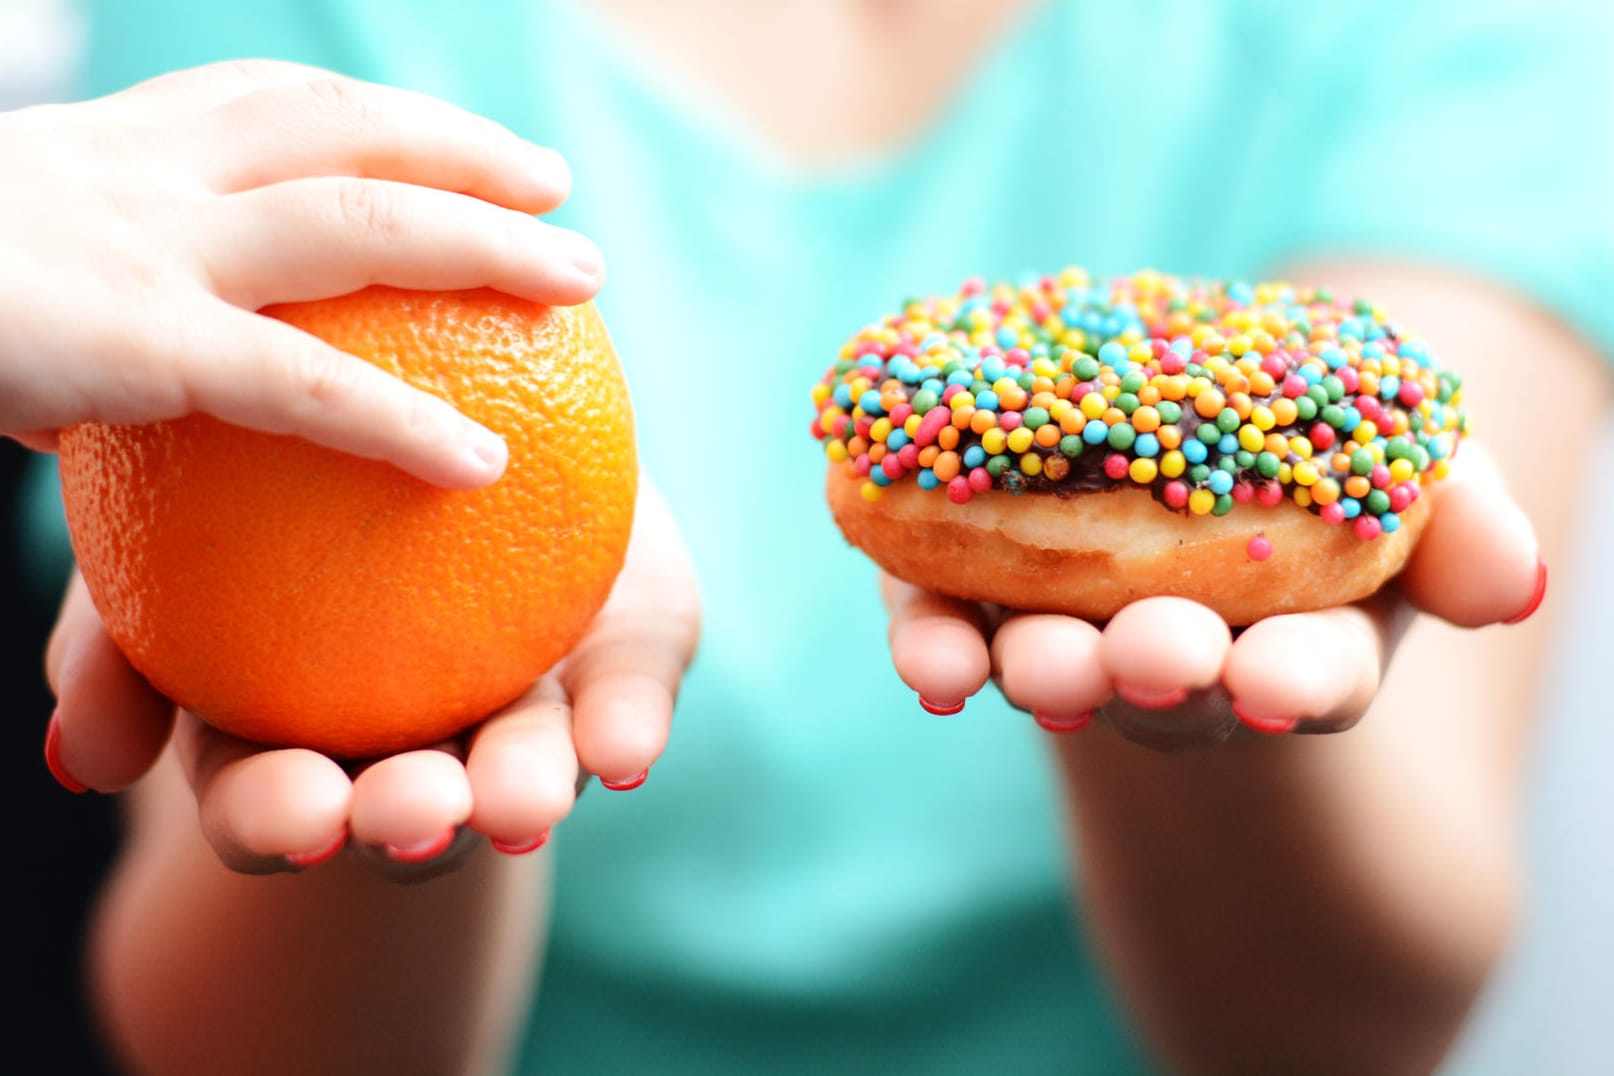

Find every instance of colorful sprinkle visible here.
[811,269,1466,542]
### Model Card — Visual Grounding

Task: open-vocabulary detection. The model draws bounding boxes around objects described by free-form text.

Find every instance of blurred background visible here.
[4,0,1609,1072]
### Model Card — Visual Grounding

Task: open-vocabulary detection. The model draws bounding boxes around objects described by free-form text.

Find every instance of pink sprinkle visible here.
[1398,381,1425,408]
[1337,366,1360,393]
[854,416,874,439]
[881,455,905,480]
[1353,515,1383,541]
[897,444,920,469]
[998,411,1023,432]
[1282,374,1308,398]
[1387,485,1412,512]
[967,467,993,493]
[1401,481,1420,504]
[1151,339,1172,359]
[1160,353,1187,375]
[961,276,986,296]
[1256,482,1284,507]
[888,403,914,427]
[1006,348,1029,365]
[1320,503,1346,525]
[946,476,972,504]
[941,384,964,404]
[1261,353,1288,379]
[810,416,828,439]
[913,407,951,447]
[853,454,872,476]
[1163,480,1189,509]
[1232,480,1255,503]
[1370,464,1392,489]
[893,343,919,358]
[1103,453,1130,480]
[1071,381,1096,400]
[1247,535,1273,561]
[1310,423,1336,450]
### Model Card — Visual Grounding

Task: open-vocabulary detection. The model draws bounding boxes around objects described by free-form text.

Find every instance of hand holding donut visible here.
[882,439,1540,752]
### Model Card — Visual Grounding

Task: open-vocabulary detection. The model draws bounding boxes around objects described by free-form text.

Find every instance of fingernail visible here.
[384,827,457,864]
[600,769,648,792]
[1503,557,1548,625]
[43,710,86,794]
[559,230,604,279]
[491,829,551,856]
[285,827,348,869]
[1232,701,1297,735]
[468,427,508,472]
[1034,710,1092,734]
[919,696,966,716]
[1113,683,1189,710]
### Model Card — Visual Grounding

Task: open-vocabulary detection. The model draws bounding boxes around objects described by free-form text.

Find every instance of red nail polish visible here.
[44,711,86,794]
[919,696,966,715]
[1232,701,1297,735]
[1034,710,1092,733]
[491,829,551,855]
[384,827,456,864]
[600,769,648,791]
[286,827,348,869]
[1114,683,1190,710]
[1503,557,1548,625]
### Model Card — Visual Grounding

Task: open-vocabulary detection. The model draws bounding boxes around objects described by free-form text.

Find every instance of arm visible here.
[888,261,1605,1074]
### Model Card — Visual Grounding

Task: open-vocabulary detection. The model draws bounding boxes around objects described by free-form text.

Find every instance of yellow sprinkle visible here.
[1352,420,1378,444]
[904,414,922,437]
[982,429,1008,454]
[1188,488,1216,515]
[1389,458,1415,483]
[812,383,831,405]
[1293,460,1319,486]
[1007,427,1035,454]
[1293,487,1313,508]
[870,418,892,443]
[949,392,975,411]
[1250,405,1276,431]
[1289,436,1313,460]
[860,481,882,502]
[1238,425,1265,453]
[826,440,849,463]
[1129,458,1158,484]
[1160,450,1186,478]
[1079,393,1107,420]
[1021,452,1043,477]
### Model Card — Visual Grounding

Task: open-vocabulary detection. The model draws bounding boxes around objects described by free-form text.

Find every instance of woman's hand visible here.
[885,440,1543,751]
[0,59,602,488]
[44,478,700,879]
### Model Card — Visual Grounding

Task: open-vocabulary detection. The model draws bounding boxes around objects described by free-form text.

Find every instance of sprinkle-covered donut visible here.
[812,269,1465,624]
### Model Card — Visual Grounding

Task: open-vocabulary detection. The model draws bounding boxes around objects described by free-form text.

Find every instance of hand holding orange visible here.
[58,287,637,758]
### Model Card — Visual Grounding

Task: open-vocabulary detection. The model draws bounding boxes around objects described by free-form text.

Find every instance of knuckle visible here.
[289,341,356,412]
[303,75,378,127]
[333,179,400,240]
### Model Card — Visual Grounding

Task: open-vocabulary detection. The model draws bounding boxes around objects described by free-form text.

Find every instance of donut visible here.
[810,269,1464,625]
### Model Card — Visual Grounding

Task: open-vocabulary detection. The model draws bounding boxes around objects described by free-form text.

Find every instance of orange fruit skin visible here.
[58,287,637,758]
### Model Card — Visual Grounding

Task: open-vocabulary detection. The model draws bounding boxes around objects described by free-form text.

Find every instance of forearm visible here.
[88,753,546,1076]
[1057,642,1520,1076]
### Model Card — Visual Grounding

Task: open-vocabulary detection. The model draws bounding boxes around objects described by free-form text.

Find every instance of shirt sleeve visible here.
[1250,0,1614,357]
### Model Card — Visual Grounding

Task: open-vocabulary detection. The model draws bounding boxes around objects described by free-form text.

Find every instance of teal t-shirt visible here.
[37,0,1612,1071]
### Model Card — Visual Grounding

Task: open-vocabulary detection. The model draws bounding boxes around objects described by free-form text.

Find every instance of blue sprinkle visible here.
[946,370,974,386]
[870,468,893,487]
[1134,433,1160,458]
[1082,422,1109,445]
[1300,365,1323,385]
[1218,433,1239,455]
[920,378,945,395]
[917,469,939,490]
[1321,347,1347,369]
[833,384,853,408]
[975,390,1000,412]
[996,327,1018,349]
[1380,512,1401,533]
[858,390,884,415]
[963,445,987,468]
[1342,497,1362,519]
[1341,407,1361,433]
[1098,341,1127,366]
[1207,470,1234,495]
[1183,439,1209,464]
[1379,375,1400,400]
[1227,280,1254,304]
[886,430,910,451]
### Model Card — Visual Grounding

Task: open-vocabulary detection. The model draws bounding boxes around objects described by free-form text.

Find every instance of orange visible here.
[57,287,637,758]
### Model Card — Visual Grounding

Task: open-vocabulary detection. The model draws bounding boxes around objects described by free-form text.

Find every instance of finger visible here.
[167,299,509,489]
[108,58,333,114]
[1098,597,1232,706]
[346,747,474,860]
[187,77,571,214]
[202,178,601,311]
[466,677,579,851]
[174,713,354,874]
[1400,442,1542,627]
[991,614,1109,732]
[45,573,174,792]
[882,575,993,714]
[563,481,700,786]
[1095,598,1236,750]
[9,430,58,453]
[1221,593,1404,734]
